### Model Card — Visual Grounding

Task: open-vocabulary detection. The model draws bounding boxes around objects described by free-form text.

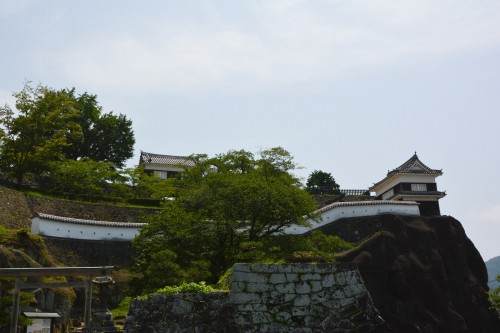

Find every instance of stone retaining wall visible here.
[124,263,383,333]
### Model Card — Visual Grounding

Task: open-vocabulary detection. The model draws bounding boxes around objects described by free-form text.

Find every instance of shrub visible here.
[154,282,221,295]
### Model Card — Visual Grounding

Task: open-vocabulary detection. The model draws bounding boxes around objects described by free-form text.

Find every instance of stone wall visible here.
[124,263,383,333]
[43,237,136,267]
[27,195,158,222]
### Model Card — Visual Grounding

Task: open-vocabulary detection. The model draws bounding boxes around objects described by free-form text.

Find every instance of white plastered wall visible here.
[31,217,142,241]
[282,202,420,235]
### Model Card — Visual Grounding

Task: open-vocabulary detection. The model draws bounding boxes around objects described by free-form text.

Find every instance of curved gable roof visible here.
[370,153,442,191]
[139,151,195,167]
[388,153,441,175]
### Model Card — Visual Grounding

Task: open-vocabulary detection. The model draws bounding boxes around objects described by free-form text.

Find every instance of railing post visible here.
[10,276,20,333]
[84,278,93,329]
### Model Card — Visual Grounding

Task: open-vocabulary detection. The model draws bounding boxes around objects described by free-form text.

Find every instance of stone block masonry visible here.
[124,263,384,333]
[230,263,383,332]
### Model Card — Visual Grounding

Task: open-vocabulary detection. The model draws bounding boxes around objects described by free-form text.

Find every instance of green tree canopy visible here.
[0,83,135,183]
[62,90,135,168]
[306,170,341,195]
[132,147,319,292]
[489,275,500,312]
[0,83,81,183]
[47,159,119,196]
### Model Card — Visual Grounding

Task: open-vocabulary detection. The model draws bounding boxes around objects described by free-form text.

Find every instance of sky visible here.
[1,0,499,261]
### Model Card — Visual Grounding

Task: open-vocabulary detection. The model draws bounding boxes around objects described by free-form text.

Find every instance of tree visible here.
[61,90,135,168]
[0,83,81,183]
[0,83,135,184]
[0,280,35,330]
[46,159,119,196]
[132,148,318,292]
[489,275,500,312]
[306,170,340,195]
[124,165,175,200]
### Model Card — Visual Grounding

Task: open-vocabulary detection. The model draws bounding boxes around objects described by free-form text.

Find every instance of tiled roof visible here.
[369,153,442,190]
[139,151,196,167]
[388,153,442,176]
[36,213,146,228]
[340,189,369,196]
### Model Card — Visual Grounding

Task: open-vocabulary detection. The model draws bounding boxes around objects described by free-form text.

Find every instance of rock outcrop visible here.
[0,229,75,332]
[332,215,499,333]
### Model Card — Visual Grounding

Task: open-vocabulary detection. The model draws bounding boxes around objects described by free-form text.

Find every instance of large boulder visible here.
[333,215,500,333]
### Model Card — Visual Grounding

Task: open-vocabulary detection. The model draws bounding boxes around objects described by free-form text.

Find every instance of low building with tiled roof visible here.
[139,151,195,179]
[369,153,445,216]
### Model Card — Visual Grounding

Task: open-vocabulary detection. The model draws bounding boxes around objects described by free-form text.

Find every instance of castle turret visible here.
[369,153,445,216]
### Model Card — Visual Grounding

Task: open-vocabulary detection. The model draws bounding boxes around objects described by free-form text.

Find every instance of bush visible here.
[489,275,500,312]
[154,282,221,295]
[111,297,132,318]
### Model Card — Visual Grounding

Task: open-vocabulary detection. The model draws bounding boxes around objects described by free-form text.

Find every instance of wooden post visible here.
[84,278,93,328]
[10,276,20,333]
[0,266,113,332]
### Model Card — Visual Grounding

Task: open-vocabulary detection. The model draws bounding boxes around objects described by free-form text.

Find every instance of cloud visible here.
[39,0,500,94]
[0,0,32,18]
[475,204,500,223]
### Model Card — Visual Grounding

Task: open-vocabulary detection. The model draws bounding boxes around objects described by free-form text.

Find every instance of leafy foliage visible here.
[306,170,340,195]
[489,275,500,312]
[236,231,354,264]
[154,282,221,295]
[124,165,175,200]
[62,91,135,168]
[132,148,319,293]
[46,159,119,196]
[111,296,132,319]
[0,227,65,330]
[0,280,36,329]
[59,90,135,168]
[0,83,81,183]
[0,83,135,184]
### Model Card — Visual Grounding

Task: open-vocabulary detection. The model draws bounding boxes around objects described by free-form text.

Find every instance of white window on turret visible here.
[382,189,394,200]
[411,184,427,191]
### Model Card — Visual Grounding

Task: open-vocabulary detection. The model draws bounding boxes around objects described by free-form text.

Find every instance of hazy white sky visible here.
[1,0,499,260]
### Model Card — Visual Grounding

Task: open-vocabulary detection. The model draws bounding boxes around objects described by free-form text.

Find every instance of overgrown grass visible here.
[0,227,60,268]
[154,282,223,295]
[111,296,132,318]
[0,225,9,238]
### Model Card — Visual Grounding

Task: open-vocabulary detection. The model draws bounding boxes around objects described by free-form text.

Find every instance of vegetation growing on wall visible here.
[155,281,222,295]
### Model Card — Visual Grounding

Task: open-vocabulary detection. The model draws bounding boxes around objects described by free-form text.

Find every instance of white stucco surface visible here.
[31,214,145,241]
[32,201,420,241]
[371,173,438,197]
[282,200,420,235]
